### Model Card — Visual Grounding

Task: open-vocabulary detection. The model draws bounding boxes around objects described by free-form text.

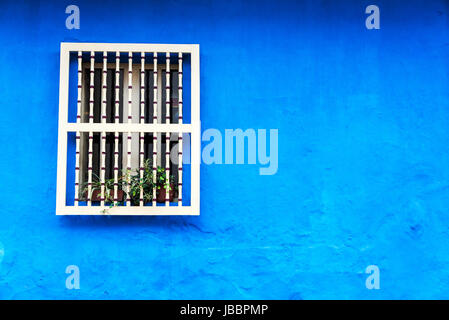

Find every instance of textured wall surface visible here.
[1,0,449,299]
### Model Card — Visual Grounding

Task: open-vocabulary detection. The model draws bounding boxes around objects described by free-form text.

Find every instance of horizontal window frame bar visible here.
[61,42,199,54]
[56,205,199,216]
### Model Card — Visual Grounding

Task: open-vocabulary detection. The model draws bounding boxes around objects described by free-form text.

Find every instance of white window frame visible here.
[56,42,200,215]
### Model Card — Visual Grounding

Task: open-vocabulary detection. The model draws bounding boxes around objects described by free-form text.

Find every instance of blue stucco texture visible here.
[1,0,449,299]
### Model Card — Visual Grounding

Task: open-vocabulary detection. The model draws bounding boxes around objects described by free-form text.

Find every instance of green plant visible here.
[123,159,154,205]
[80,159,179,210]
[123,160,178,203]
[156,166,178,193]
[80,172,126,213]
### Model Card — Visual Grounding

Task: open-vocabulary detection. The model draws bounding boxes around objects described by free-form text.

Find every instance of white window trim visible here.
[56,42,200,215]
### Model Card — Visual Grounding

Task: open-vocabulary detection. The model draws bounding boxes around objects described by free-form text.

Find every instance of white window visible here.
[56,43,200,215]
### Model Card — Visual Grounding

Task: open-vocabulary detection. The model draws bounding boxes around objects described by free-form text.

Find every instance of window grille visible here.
[56,43,200,215]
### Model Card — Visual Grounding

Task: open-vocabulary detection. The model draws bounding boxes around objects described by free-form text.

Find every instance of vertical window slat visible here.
[152,52,158,206]
[165,52,171,205]
[87,51,95,206]
[100,51,107,206]
[114,51,120,205]
[178,53,183,205]
[127,52,133,206]
[74,51,82,205]
[139,52,145,206]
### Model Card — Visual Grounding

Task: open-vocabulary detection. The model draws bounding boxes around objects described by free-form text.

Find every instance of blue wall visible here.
[1,0,449,299]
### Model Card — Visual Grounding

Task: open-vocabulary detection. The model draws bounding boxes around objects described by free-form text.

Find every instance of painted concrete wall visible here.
[1,0,449,299]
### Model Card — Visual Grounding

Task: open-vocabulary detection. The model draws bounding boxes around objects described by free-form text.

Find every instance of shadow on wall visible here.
[58,215,212,233]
